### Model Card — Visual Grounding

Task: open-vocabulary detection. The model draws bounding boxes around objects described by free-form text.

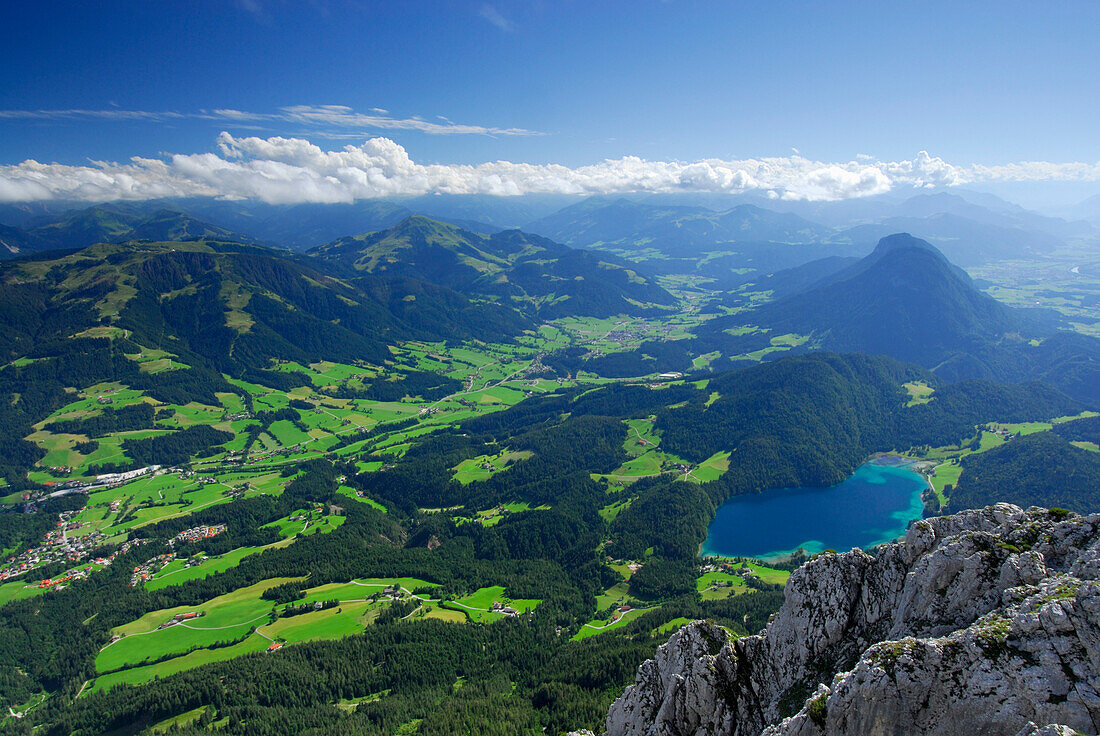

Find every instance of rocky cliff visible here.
[585,504,1100,736]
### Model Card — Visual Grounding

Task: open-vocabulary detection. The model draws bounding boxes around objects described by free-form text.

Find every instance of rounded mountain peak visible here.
[870,232,943,256]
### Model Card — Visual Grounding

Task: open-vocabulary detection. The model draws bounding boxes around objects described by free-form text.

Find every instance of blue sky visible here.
[1,0,1098,206]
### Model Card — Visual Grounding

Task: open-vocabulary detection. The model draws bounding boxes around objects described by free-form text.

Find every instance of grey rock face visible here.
[598,504,1100,736]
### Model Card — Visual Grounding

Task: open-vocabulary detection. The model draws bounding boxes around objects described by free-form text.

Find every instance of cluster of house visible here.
[170,524,227,546]
[224,485,247,499]
[1,510,105,581]
[489,600,520,617]
[604,329,640,344]
[246,444,317,464]
[2,535,151,588]
[606,558,644,574]
[37,567,86,589]
[130,553,175,586]
[525,353,549,376]
[177,470,217,484]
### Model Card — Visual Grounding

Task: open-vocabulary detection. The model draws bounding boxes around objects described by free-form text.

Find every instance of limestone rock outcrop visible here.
[596,504,1100,736]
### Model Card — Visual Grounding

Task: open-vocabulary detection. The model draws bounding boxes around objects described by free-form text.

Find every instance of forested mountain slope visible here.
[697,234,1100,406]
[311,215,676,317]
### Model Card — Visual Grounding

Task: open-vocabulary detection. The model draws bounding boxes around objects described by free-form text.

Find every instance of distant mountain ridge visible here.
[0,205,258,255]
[5,190,1092,268]
[525,197,829,250]
[0,195,575,253]
[310,215,676,318]
[835,212,1064,266]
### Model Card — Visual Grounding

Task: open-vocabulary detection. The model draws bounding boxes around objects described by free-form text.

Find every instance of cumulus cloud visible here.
[1,133,1098,205]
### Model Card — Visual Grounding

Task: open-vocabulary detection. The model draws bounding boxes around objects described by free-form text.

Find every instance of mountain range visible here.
[0,215,676,379]
[311,215,674,319]
[4,188,1094,268]
[0,205,257,255]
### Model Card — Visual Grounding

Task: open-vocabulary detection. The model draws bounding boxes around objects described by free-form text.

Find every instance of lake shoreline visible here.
[701,458,927,561]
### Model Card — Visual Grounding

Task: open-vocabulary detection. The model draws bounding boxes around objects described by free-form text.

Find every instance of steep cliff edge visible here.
[585,504,1100,736]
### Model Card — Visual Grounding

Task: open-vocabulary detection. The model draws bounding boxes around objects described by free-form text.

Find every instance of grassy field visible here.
[597,418,670,481]
[573,607,652,640]
[928,462,963,502]
[146,546,267,591]
[452,449,534,484]
[686,451,731,483]
[265,600,379,642]
[597,498,632,523]
[150,706,211,733]
[97,578,298,673]
[89,634,271,692]
[593,580,633,612]
[903,381,935,407]
[653,617,694,636]
[145,534,304,592]
[0,579,50,606]
[286,577,440,608]
[695,561,789,601]
[335,484,387,512]
[446,585,540,622]
[696,571,749,600]
[87,573,484,690]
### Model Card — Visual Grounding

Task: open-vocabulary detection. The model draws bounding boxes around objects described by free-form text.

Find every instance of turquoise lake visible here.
[702,461,927,560]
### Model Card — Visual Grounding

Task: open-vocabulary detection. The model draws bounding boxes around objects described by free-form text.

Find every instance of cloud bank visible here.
[2,133,1098,205]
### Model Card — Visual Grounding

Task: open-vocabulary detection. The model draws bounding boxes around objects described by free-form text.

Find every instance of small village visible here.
[129,553,175,586]
[2,536,151,590]
[1,510,109,582]
[170,524,227,546]
[127,525,227,585]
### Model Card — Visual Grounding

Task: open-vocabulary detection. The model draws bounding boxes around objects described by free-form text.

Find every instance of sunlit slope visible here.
[311,215,677,318]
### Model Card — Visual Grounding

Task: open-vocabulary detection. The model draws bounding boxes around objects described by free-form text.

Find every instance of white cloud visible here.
[273,104,537,136]
[1,133,1098,205]
[479,4,515,31]
[0,105,540,137]
[0,109,189,122]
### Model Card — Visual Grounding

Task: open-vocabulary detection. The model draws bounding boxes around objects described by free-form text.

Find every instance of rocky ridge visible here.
[582,504,1100,736]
